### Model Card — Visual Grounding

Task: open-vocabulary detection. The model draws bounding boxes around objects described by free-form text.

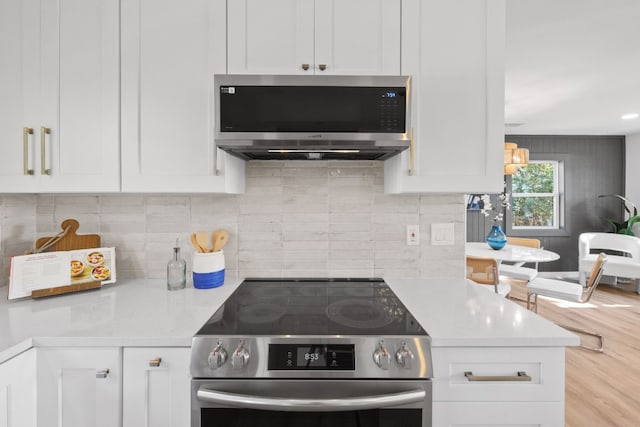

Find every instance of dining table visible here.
[466,241,560,264]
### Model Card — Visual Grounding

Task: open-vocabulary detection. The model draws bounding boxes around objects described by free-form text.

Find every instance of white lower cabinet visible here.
[432,347,566,426]
[433,402,563,426]
[32,346,189,427]
[122,347,191,427]
[36,347,122,427]
[0,349,36,427]
[23,344,567,426]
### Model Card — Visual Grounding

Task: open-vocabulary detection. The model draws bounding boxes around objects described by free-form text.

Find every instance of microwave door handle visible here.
[197,387,425,412]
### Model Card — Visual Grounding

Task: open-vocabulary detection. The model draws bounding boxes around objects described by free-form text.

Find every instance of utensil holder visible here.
[192,251,225,289]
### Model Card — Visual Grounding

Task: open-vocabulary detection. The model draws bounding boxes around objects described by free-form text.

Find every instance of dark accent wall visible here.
[466,135,625,272]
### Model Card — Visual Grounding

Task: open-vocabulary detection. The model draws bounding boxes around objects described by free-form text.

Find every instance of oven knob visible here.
[231,340,250,370]
[373,340,391,370]
[395,342,414,369]
[208,341,227,370]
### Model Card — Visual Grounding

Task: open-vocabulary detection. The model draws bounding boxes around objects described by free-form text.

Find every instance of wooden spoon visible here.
[195,231,211,253]
[212,229,229,252]
[190,233,205,253]
[211,230,220,249]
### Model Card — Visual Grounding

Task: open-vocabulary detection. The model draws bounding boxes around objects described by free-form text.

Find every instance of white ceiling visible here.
[505,0,640,136]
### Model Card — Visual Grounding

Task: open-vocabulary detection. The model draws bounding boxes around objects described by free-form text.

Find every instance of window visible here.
[511,160,563,229]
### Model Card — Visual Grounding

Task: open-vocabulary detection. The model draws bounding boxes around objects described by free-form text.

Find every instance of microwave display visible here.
[219,86,407,133]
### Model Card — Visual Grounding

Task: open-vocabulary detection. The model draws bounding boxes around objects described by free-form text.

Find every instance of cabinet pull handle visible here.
[301,63,310,71]
[23,127,34,175]
[213,146,220,176]
[318,64,327,71]
[149,357,162,367]
[96,369,110,379]
[464,371,531,382]
[40,127,51,175]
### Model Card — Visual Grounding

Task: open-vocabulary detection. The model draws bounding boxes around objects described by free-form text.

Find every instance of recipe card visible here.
[8,247,116,300]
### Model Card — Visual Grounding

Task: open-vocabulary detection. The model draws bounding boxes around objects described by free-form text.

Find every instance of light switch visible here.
[431,223,455,246]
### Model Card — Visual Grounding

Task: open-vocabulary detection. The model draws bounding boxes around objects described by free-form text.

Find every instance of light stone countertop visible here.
[385,277,578,347]
[0,276,578,364]
[0,277,243,363]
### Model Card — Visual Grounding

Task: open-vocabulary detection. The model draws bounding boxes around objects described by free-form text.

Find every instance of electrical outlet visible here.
[406,225,419,246]
[431,223,455,246]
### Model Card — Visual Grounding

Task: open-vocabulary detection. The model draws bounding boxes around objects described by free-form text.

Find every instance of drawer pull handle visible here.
[96,369,110,379]
[464,371,531,382]
[149,357,162,367]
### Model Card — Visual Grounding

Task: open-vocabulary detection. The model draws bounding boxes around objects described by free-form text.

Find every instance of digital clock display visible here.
[268,344,355,370]
[297,347,325,367]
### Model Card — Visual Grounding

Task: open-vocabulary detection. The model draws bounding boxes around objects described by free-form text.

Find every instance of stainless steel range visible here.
[190,278,433,427]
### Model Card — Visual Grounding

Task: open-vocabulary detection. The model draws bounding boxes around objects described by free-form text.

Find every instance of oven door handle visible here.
[197,387,426,412]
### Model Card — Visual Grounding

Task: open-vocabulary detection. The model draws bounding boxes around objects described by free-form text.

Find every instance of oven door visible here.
[191,379,431,427]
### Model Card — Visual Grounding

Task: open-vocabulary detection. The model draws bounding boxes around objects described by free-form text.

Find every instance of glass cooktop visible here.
[195,278,427,336]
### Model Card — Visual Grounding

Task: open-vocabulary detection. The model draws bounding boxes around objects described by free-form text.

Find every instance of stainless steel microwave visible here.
[214,74,411,161]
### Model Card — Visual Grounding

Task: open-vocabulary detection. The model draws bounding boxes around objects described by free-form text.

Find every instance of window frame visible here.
[512,160,559,230]
[505,155,569,237]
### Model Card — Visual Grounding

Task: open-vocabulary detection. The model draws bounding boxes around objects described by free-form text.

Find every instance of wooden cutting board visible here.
[31,219,102,298]
[35,219,100,252]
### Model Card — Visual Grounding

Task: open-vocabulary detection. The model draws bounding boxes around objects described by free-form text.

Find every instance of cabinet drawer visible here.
[432,347,565,402]
[433,401,563,426]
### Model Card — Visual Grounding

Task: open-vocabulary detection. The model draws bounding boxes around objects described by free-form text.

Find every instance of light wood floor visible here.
[508,280,640,426]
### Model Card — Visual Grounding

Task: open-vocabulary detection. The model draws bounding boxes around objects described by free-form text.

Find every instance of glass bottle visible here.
[167,238,186,290]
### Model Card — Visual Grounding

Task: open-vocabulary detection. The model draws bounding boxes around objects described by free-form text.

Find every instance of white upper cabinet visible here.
[384,0,505,194]
[0,0,39,193]
[314,0,401,75]
[0,0,120,193]
[228,0,401,75]
[121,0,245,193]
[228,0,314,75]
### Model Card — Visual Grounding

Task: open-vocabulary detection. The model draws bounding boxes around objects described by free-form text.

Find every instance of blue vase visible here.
[486,224,507,250]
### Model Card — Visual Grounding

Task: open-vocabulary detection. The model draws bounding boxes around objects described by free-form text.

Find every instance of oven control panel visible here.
[268,344,355,370]
[191,336,433,379]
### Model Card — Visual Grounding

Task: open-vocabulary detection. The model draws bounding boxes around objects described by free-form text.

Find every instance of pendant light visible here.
[503,163,519,175]
[504,142,529,175]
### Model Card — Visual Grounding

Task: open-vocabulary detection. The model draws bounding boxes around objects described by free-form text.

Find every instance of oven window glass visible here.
[201,408,422,426]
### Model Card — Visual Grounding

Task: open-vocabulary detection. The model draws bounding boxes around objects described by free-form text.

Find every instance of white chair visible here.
[466,256,511,297]
[527,253,608,352]
[578,232,640,293]
[499,237,541,283]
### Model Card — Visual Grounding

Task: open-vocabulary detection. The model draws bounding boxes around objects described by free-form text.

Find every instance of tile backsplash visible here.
[0,161,465,287]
